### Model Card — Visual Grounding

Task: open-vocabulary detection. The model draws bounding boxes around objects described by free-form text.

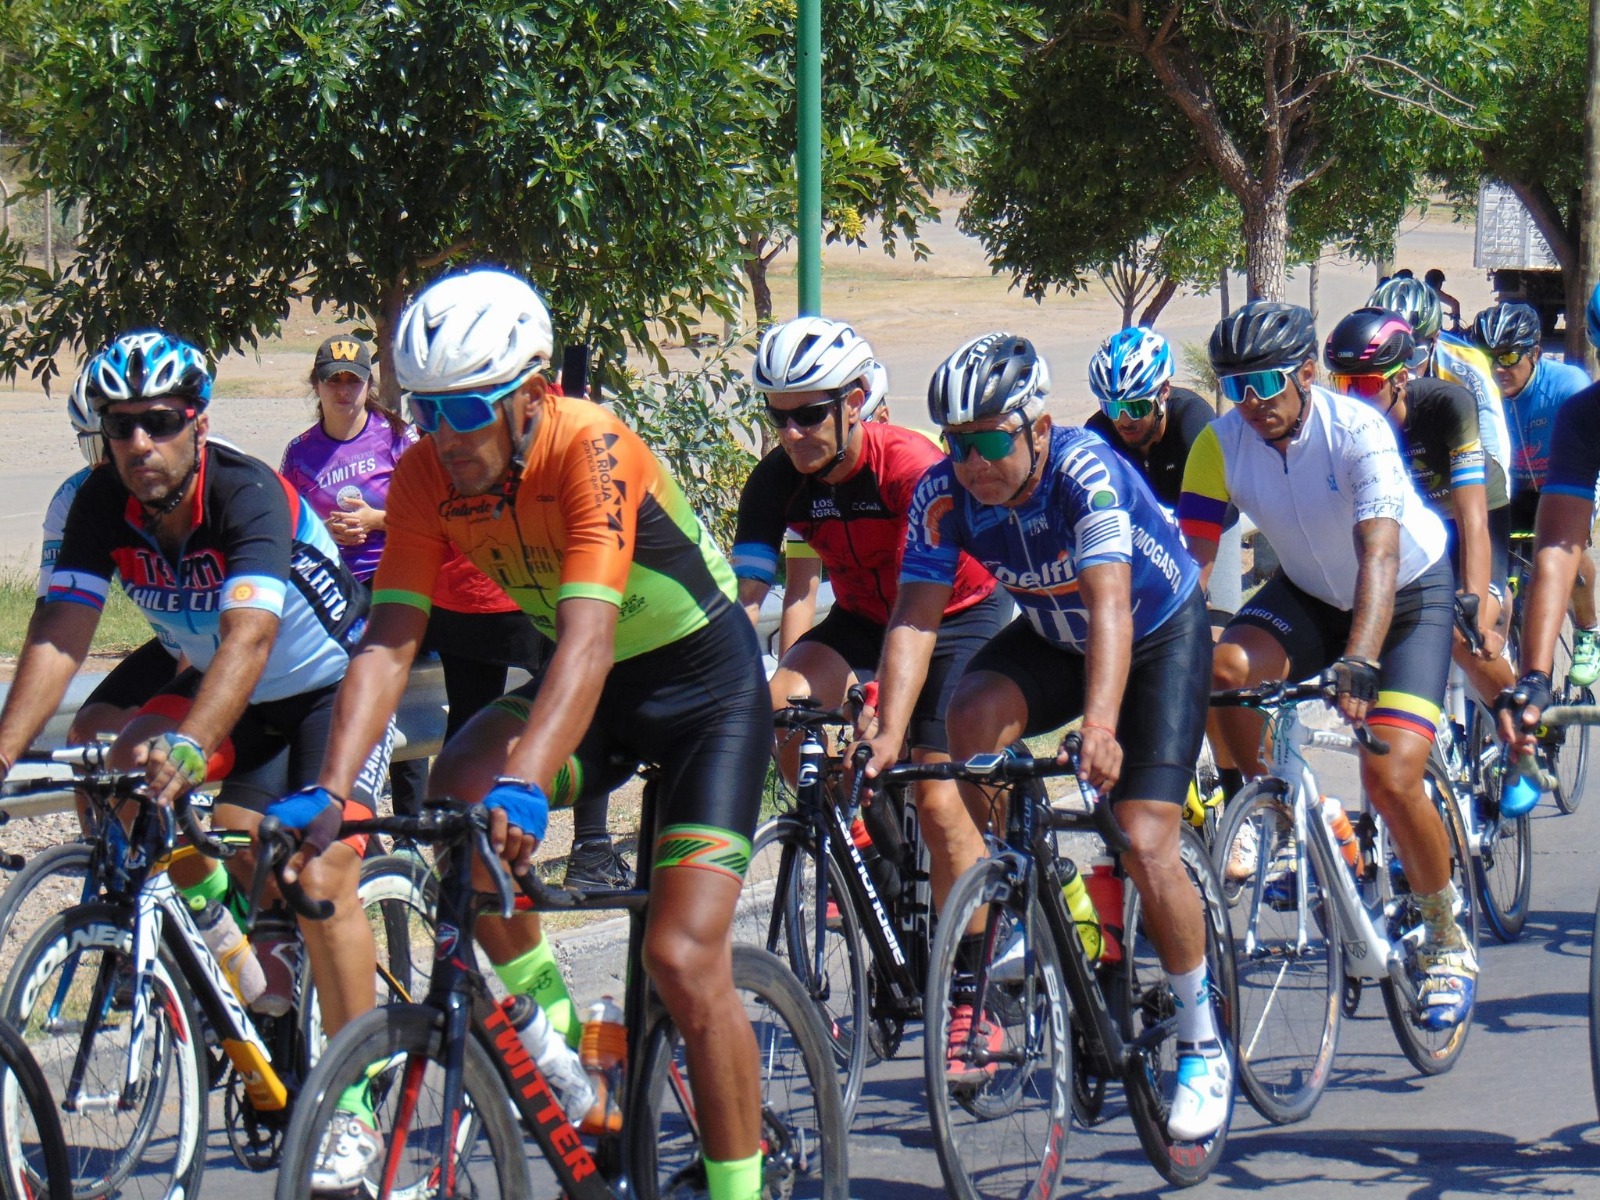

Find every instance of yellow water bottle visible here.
[1059,859,1104,960]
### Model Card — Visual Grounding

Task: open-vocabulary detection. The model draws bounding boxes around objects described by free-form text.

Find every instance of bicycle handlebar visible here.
[1210,676,1391,756]
[1452,594,1484,657]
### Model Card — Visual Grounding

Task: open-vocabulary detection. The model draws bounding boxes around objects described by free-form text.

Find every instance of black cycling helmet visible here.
[927,332,1050,427]
[1324,308,1427,376]
[1209,301,1318,376]
[1471,302,1541,355]
[1368,277,1442,341]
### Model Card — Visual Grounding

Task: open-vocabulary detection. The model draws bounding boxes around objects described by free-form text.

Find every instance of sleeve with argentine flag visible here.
[370,444,454,614]
[1177,424,1231,546]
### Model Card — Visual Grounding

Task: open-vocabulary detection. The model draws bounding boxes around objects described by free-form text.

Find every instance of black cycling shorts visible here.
[1229,557,1454,743]
[141,671,391,815]
[423,606,551,672]
[960,587,1211,807]
[491,606,770,882]
[1441,506,1511,600]
[794,591,1007,753]
[82,638,181,711]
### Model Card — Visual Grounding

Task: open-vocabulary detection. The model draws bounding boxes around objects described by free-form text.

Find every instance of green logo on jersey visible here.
[1089,489,1117,510]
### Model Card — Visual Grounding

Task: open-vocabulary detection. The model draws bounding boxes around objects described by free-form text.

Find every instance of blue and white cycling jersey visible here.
[49,443,367,702]
[901,425,1199,650]
[1543,380,1600,505]
[38,466,93,598]
[1505,356,1591,493]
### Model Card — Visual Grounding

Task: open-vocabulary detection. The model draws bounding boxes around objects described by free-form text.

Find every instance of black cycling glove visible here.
[1327,655,1380,706]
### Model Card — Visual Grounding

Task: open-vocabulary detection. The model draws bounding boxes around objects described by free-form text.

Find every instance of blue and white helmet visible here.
[67,370,105,466]
[1087,327,1173,404]
[82,331,212,413]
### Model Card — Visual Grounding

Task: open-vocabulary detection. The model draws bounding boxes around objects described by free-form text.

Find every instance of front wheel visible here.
[628,944,848,1200]
[1121,825,1237,1186]
[1210,781,1342,1124]
[275,1004,531,1200]
[1549,623,1590,813]
[0,1021,71,1200]
[0,843,94,967]
[922,856,1070,1200]
[1471,720,1534,943]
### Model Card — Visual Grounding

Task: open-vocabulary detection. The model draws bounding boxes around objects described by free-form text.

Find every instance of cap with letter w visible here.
[313,335,373,382]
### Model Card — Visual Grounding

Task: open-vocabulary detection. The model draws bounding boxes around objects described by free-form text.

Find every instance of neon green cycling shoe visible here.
[1569,627,1600,688]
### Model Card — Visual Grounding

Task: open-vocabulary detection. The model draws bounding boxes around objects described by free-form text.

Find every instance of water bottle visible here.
[1321,796,1360,872]
[505,995,600,1125]
[579,997,626,1135]
[1082,858,1125,964]
[1058,860,1104,960]
[188,897,267,1006]
[850,815,900,901]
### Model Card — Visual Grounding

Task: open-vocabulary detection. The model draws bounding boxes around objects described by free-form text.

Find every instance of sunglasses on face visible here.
[406,373,531,434]
[1491,350,1528,369]
[1330,366,1402,400]
[1217,370,1292,405]
[762,397,840,431]
[1100,397,1157,421]
[101,407,196,440]
[943,425,1025,462]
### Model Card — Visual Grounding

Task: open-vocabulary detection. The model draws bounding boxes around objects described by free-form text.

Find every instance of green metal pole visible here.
[796,0,822,316]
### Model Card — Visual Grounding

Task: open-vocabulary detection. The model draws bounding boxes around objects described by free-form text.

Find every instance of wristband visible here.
[151,732,208,789]
[1081,720,1117,738]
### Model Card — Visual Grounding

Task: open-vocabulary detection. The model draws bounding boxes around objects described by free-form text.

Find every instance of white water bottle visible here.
[188,898,267,1006]
[505,995,599,1123]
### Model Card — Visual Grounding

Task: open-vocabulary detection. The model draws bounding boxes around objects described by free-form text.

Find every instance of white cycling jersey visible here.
[1431,333,1511,508]
[1178,384,1448,611]
[38,466,93,598]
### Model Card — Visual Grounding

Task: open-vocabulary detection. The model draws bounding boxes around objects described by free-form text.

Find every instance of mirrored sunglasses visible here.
[1217,370,1292,404]
[406,375,529,434]
[101,407,196,440]
[1330,366,1402,400]
[944,426,1025,462]
[1491,349,1528,369]
[1099,397,1157,421]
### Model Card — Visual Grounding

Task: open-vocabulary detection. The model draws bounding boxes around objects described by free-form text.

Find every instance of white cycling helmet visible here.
[751,317,877,396]
[67,370,106,466]
[858,361,889,421]
[394,268,554,395]
[928,333,1050,427]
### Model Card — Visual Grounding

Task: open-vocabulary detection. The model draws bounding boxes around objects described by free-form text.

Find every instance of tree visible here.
[729,0,1040,325]
[0,0,766,395]
[987,0,1500,301]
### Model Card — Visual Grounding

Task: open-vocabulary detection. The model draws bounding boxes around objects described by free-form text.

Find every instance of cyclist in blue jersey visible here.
[1498,283,1600,745]
[856,333,1231,1141]
[0,331,389,1035]
[1472,301,1600,685]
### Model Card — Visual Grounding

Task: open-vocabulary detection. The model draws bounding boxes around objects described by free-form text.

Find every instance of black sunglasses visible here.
[763,396,841,431]
[101,407,196,441]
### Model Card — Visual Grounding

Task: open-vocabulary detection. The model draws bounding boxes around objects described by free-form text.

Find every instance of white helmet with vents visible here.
[928,332,1050,427]
[394,269,554,395]
[67,370,105,466]
[751,317,877,396]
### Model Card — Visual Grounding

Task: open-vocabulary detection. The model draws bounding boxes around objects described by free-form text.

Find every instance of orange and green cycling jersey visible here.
[375,393,739,659]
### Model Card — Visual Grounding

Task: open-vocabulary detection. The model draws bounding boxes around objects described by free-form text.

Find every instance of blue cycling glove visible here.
[483,777,551,842]
[266,785,347,855]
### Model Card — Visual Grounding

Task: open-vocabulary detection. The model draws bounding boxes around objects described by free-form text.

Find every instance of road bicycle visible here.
[1210,676,1480,1125]
[872,743,1235,1199]
[0,763,434,1200]
[265,783,849,1200]
[733,695,936,1125]
[0,905,70,1200]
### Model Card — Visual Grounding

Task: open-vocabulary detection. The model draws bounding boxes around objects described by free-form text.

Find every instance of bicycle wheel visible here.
[1550,622,1590,813]
[920,856,1069,1200]
[275,1004,530,1200]
[0,902,208,1200]
[732,817,867,1125]
[0,843,93,972]
[629,944,848,1200]
[1121,825,1237,1185]
[1380,763,1480,1075]
[0,1020,71,1200]
[1470,706,1533,942]
[1210,780,1342,1124]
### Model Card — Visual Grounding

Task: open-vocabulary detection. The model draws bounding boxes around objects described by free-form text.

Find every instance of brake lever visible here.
[249,814,333,923]
[175,790,233,859]
[1059,733,1133,855]
[471,823,516,919]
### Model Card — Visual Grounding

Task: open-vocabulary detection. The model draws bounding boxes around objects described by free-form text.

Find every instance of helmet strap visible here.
[1265,377,1310,446]
[1004,418,1044,505]
[493,396,537,518]
[821,398,851,478]
[141,425,202,525]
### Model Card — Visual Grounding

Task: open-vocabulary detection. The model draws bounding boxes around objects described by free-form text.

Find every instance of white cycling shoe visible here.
[311,1111,381,1194]
[1167,1040,1232,1141]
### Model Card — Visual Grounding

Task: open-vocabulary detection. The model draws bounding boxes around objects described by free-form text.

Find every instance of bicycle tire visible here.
[0,902,208,1200]
[0,842,93,968]
[733,817,868,1125]
[1210,780,1342,1124]
[0,1020,71,1200]
[1469,706,1533,942]
[1380,762,1480,1075]
[274,1003,531,1200]
[628,944,848,1200]
[1589,886,1600,1124]
[921,856,1069,1200]
[1550,623,1589,813]
[1120,825,1236,1186]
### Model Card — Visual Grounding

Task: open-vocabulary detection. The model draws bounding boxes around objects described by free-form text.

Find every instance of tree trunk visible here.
[1565,256,1591,361]
[1219,265,1230,319]
[1308,261,1320,329]
[742,238,773,329]
[1138,278,1180,328]
[374,277,409,410]
[1241,193,1290,302]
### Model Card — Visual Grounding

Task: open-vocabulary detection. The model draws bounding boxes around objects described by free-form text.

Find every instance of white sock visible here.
[1169,963,1218,1045]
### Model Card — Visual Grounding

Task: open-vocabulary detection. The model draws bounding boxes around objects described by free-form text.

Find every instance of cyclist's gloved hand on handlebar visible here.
[1325,655,1380,724]
[1494,670,1552,754]
[266,786,347,883]
[484,777,550,876]
[1065,721,1122,795]
[143,731,209,808]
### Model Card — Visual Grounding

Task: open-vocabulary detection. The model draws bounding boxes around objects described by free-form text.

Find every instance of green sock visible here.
[493,938,578,1047]
[177,860,229,908]
[704,1152,762,1200]
[336,1078,376,1126]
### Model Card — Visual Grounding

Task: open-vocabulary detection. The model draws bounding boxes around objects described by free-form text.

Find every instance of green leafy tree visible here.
[973,0,1499,302]
[0,0,765,397]
[729,0,1040,325]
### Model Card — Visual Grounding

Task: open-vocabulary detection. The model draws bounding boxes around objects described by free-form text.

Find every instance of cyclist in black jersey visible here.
[1326,308,1516,706]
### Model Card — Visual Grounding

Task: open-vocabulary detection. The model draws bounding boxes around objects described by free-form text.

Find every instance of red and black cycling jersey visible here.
[732,422,996,625]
